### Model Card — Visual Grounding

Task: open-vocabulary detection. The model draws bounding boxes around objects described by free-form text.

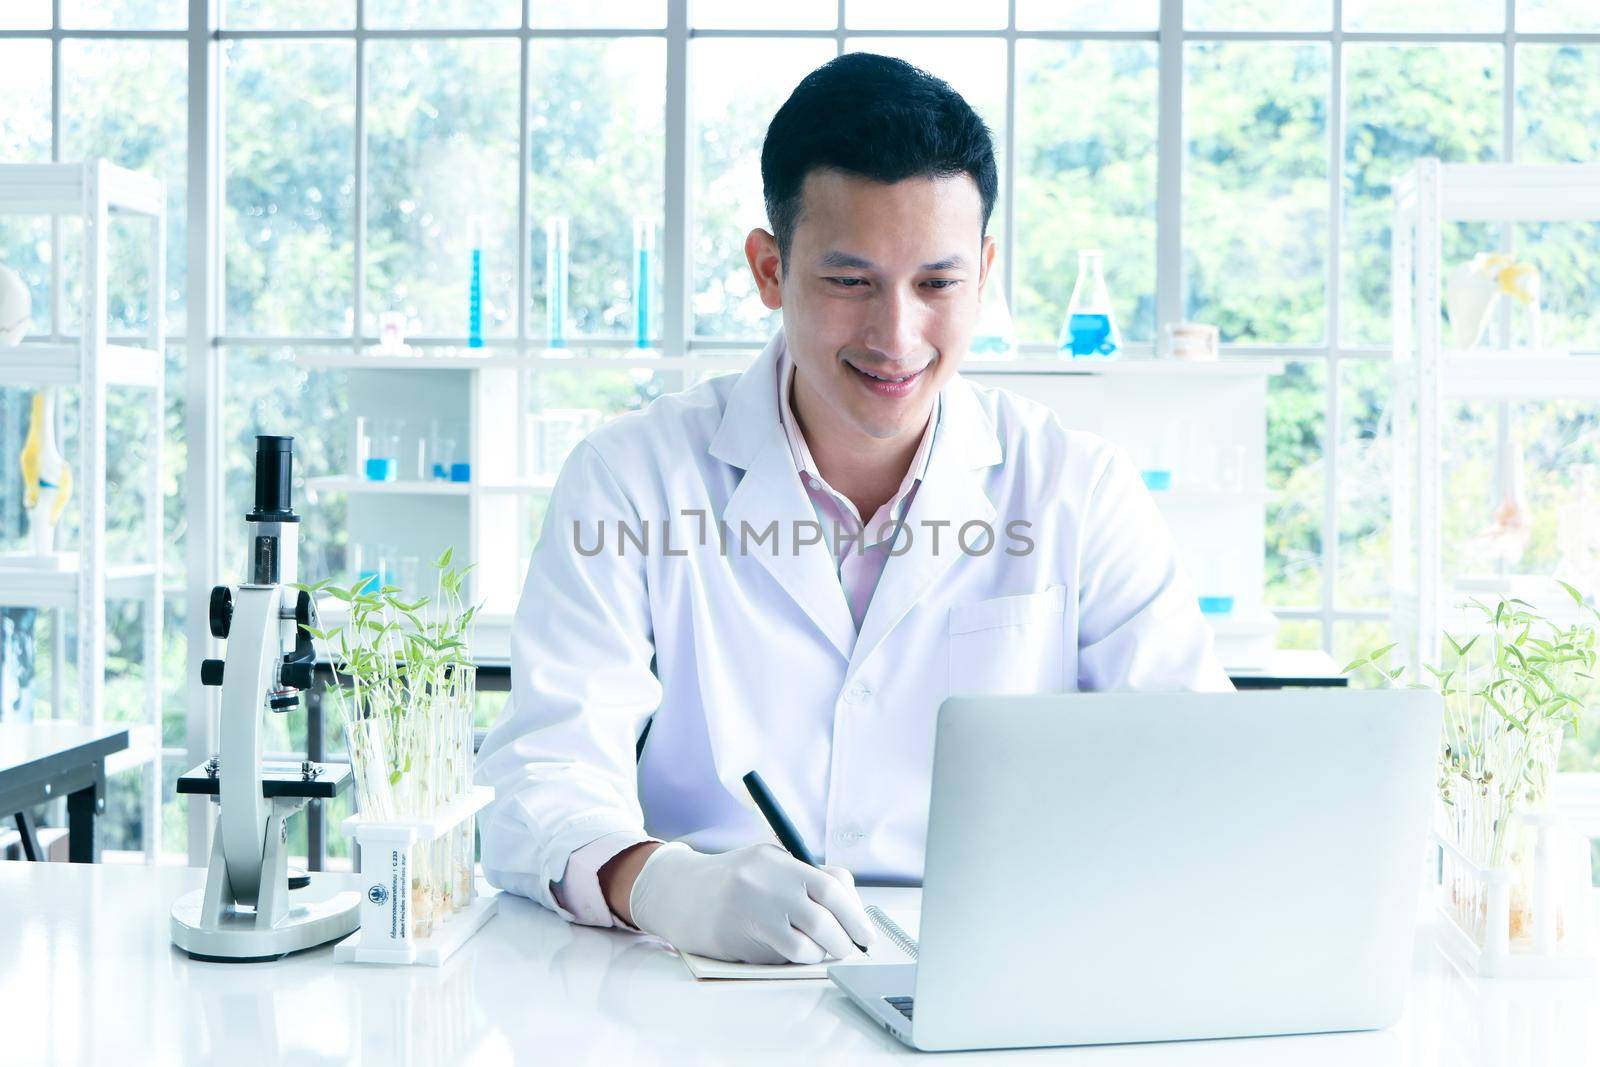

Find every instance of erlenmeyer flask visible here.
[1059,250,1121,359]
[970,276,1016,359]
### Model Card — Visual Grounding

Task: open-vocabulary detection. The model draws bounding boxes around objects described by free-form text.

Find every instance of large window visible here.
[0,8,189,859]
[5,2,1600,858]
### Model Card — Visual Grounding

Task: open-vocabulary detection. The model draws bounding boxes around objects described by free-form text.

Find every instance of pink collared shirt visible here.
[776,348,940,629]
[549,343,941,927]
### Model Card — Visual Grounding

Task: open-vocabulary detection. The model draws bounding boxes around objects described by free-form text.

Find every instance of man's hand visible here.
[620,842,876,964]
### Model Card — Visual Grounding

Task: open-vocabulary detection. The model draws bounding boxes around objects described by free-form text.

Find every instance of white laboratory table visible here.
[2,862,1599,1067]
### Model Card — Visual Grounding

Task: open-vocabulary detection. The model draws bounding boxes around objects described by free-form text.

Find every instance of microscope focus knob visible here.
[279,660,315,692]
[209,586,233,640]
[200,659,225,686]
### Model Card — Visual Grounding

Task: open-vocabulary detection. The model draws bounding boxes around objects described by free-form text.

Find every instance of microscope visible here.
[171,435,360,961]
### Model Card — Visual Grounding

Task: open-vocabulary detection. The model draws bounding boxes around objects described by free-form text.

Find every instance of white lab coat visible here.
[478,331,1230,916]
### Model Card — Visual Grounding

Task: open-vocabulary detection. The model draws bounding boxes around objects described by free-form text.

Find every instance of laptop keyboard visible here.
[884,996,914,1021]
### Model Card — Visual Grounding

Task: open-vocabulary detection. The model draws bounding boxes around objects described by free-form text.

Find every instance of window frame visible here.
[9,0,1600,861]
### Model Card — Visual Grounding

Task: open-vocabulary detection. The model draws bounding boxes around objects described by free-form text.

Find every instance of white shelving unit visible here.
[305,476,556,497]
[967,359,1284,672]
[295,352,534,651]
[0,161,166,855]
[1390,159,1600,668]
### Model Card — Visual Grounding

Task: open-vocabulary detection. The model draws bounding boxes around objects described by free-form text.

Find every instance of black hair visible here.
[760,52,998,270]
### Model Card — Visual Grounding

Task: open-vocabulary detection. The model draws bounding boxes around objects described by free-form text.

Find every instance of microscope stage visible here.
[176,759,351,799]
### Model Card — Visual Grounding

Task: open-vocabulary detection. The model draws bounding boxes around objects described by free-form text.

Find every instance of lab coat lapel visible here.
[850,374,1002,673]
[710,333,857,662]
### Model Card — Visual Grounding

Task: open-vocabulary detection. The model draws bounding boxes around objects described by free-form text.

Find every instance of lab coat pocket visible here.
[947,585,1069,696]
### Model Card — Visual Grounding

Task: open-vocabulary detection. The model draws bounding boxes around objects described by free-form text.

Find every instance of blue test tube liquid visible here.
[546,216,569,348]
[633,216,655,349]
[468,215,485,349]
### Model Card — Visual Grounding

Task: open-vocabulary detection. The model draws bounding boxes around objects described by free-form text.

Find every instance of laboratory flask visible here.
[1059,250,1121,359]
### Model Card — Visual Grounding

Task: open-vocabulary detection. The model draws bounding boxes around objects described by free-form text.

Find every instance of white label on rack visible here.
[361,845,411,946]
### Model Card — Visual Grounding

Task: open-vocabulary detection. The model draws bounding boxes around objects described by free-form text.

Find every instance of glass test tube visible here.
[633,215,655,349]
[545,216,569,348]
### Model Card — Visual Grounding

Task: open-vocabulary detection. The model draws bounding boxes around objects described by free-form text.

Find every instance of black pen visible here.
[742,769,868,954]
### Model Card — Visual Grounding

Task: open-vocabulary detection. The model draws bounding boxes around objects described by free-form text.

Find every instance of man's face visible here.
[747,170,996,445]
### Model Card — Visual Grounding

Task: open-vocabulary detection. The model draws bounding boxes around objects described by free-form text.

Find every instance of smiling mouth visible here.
[844,358,930,385]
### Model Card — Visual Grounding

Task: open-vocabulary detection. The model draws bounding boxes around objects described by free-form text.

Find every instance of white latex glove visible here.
[628,842,877,964]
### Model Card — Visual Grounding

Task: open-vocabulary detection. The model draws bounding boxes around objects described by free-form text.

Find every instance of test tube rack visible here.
[335,785,498,966]
[1432,810,1595,979]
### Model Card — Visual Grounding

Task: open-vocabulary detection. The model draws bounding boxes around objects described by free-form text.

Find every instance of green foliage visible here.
[1346,586,1600,863]
[1185,42,1329,345]
[1013,41,1160,344]
[291,550,480,736]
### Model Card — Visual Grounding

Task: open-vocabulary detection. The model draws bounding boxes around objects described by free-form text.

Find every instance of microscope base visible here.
[170,877,360,962]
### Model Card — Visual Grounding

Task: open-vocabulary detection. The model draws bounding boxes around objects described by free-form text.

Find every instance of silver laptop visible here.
[829,690,1441,1052]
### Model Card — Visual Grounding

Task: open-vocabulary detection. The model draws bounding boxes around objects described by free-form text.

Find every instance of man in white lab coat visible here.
[478,53,1230,965]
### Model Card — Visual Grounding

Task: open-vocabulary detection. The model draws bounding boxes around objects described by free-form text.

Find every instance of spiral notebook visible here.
[679,905,920,980]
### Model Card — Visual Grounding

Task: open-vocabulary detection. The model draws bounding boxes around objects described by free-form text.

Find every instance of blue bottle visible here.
[1058,250,1121,359]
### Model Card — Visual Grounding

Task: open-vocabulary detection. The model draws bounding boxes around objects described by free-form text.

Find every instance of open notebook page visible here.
[679,907,920,981]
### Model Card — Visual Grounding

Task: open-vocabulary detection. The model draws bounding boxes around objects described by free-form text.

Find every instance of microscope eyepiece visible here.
[246,434,299,524]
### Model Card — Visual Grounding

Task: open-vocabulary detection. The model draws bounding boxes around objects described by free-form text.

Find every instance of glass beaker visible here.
[351,542,385,595]
[375,543,398,589]
[969,279,1017,359]
[411,432,430,481]
[351,416,370,479]
[427,416,454,481]
[1059,250,1121,359]
[392,555,419,595]
[1162,321,1218,361]
[433,438,456,481]
[363,418,400,482]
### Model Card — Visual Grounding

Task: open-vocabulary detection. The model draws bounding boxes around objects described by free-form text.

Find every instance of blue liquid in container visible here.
[364,457,396,482]
[468,246,484,348]
[634,246,653,348]
[1141,470,1172,491]
[1066,313,1118,357]
[450,461,472,483]
[356,570,380,595]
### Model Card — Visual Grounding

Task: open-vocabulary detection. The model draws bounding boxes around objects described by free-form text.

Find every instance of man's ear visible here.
[977,234,998,295]
[745,229,785,311]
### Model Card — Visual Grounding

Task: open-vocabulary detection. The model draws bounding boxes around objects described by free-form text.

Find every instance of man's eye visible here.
[923,279,959,290]
[828,277,868,288]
